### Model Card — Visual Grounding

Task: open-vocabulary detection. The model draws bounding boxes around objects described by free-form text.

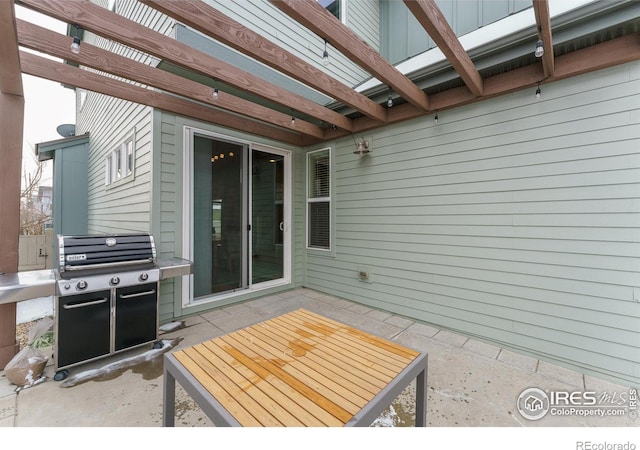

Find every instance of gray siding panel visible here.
[381,0,531,63]
[201,0,371,88]
[346,0,380,50]
[304,62,640,386]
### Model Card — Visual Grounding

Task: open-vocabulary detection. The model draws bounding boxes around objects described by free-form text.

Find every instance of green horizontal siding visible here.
[304,61,640,386]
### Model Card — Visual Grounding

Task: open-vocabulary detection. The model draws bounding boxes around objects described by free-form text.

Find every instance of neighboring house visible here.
[34,185,53,216]
[72,0,640,387]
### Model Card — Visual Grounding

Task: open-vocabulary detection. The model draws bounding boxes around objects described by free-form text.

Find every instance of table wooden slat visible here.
[220,333,349,425]
[245,320,384,397]
[166,309,425,427]
[187,343,304,426]
[277,313,411,374]
[238,327,368,411]
[201,340,335,426]
[174,348,264,426]
[297,309,419,361]
[265,317,395,391]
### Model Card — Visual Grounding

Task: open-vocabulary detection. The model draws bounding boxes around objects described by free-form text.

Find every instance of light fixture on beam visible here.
[70,35,81,54]
[212,79,219,100]
[535,39,544,58]
[322,39,329,67]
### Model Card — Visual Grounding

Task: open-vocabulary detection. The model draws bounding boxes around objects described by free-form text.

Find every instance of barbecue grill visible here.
[53,233,163,380]
[0,233,191,381]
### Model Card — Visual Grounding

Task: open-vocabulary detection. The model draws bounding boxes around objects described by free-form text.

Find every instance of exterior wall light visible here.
[353,137,370,155]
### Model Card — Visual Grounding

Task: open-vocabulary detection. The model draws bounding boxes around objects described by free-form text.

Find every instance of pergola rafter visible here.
[139,0,389,124]
[17,0,355,133]
[9,0,640,144]
[533,0,555,79]
[403,0,484,97]
[271,0,430,112]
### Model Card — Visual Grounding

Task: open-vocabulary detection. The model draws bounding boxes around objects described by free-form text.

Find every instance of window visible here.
[307,148,331,250]
[124,138,134,176]
[105,154,112,185]
[318,0,341,20]
[105,133,135,186]
[114,147,122,181]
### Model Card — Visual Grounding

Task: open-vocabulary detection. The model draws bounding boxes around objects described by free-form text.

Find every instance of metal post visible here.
[162,357,176,427]
[415,356,428,426]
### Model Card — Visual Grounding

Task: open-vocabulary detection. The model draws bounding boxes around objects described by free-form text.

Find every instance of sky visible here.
[15,6,77,188]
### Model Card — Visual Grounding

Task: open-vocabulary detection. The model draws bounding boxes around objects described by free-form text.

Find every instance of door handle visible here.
[279,221,284,232]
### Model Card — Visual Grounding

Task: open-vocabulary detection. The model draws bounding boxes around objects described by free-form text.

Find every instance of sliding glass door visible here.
[251,150,285,284]
[189,132,289,301]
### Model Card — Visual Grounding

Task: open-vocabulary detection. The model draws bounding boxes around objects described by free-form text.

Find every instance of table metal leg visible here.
[163,363,176,427]
[415,359,428,427]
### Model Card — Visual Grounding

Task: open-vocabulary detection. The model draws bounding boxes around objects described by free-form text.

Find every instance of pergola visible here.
[1,0,639,367]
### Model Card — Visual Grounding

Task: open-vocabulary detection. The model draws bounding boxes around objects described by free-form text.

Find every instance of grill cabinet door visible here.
[114,282,158,351]
[57,290,111,368]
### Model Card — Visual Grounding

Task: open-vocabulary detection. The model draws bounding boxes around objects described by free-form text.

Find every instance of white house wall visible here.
[304,62,640,386]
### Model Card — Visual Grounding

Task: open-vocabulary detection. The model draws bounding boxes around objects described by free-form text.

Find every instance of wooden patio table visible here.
[162,308,428,427]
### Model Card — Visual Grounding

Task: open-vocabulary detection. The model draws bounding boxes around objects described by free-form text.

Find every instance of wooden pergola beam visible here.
[18,0,354,132]
[270,0,430,111]
[139,0,388,124]
[317,33,640,142]
[533,0,555,78]
[19,51,307,146]
[16,19,326,140]
[0,0,23,95]
[0,0,23,368]
[403,0,484,97]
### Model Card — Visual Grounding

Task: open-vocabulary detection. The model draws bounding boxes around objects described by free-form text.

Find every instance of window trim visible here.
[306,147,332,251]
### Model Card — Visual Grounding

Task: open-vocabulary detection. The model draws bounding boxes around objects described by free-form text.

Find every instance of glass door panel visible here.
[193,136,245,297]
[251,150,284,284]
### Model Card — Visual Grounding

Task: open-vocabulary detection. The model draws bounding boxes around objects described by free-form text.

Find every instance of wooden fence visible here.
[18,228,53,271]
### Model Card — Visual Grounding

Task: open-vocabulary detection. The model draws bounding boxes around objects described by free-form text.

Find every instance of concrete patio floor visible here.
[0,287,637,429]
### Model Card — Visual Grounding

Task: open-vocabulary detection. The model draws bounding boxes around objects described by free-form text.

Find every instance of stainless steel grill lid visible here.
[57,234,156,273]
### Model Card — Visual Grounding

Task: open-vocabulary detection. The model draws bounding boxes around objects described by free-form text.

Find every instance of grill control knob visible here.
[64,283,71,290]
[76,280,88,290]
[139,272,149,282]
[110,276,120,286]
